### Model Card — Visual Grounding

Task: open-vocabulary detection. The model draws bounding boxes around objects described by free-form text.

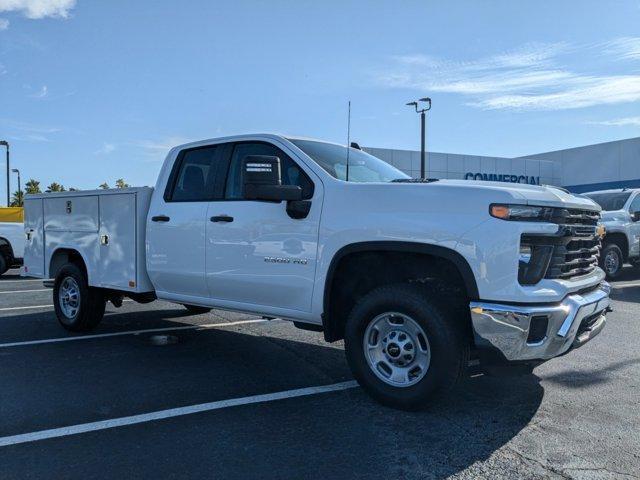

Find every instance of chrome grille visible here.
[545,209,601,280]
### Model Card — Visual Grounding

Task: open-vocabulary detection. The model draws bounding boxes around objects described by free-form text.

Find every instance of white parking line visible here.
[0,318,269,348]
[0,380,358,447]
[0,304,53,311]
[611,281,640,288]
[0,289,49,294]
[0,299,135,312]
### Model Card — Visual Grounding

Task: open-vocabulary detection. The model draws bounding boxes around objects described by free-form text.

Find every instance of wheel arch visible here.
[322,241,479,342]
[603,231,629,261]
[48,247,90,280]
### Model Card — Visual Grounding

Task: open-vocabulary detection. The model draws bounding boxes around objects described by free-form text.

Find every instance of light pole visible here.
[405,97,432,179]
[11,168,21,206]
[0,141,8,206]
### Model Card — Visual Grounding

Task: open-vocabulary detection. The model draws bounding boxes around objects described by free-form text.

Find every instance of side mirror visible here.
[242,155,302,202]
[632,211,640,222]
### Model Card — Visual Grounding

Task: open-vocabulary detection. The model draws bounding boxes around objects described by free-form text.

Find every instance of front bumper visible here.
[469,283,610,362]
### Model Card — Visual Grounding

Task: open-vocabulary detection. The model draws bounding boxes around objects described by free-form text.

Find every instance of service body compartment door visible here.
[23,197,45,277]
[98,193,137,289]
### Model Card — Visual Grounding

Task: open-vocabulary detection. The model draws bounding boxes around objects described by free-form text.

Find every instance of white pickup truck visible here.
[0,221,25,275]
[23,134,610,409]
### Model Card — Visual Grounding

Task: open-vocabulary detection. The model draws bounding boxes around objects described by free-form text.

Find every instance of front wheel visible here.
[600,243,624,279]
[53,263,106,332]
[344,284,469,410]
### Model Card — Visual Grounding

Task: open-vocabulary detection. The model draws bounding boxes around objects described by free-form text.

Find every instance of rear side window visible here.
[629,194,640,213]
[166,145,225,202]
[225,142,314,200]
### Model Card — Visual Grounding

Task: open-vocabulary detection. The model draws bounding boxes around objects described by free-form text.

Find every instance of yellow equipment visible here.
[0,207,24,223]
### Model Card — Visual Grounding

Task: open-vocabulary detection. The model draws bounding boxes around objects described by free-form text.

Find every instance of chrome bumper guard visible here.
[469,283,610,361]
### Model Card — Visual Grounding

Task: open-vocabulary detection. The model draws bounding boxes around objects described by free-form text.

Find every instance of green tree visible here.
[47,182,66,192]
[115,178,129,189]
[10,190,24,207]
[99,182,110,189]
[25,179,41,194]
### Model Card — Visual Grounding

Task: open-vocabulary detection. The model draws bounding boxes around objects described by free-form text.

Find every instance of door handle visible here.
[151,215,170,222]
[210,215,234,223]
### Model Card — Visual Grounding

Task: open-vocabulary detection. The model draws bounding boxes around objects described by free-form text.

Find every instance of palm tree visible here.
[25,179,41,194]
[99,182,110,189]
[115,178,129,189]
[47,182,66,192]
[10,190,24,207]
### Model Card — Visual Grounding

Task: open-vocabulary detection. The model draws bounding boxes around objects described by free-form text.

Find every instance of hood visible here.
[429,180,601,211]
[600,210,627,222]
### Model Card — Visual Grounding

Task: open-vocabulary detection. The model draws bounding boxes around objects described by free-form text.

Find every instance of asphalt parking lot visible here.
[0,269,638,479]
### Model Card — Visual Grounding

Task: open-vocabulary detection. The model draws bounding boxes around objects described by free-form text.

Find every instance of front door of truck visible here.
[628,194,640,258]
[146,144,228,299]
[205,141,322,313]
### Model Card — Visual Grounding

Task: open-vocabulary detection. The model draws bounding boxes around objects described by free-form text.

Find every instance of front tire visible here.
[344,284,469,410]
[600,243,624,279]
[53,264,106,332]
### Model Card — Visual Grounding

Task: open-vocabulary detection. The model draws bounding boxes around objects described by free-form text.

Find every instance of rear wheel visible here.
[344,284,469,410]
[0,254,7,276]
[182,304,212,315]
[53,264,106,332]
[600,243,624,279]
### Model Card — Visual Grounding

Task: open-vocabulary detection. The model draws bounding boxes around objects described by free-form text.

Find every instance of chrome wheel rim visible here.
[59,277,80,319]
[604,251,619,275]
[363,312,431,388]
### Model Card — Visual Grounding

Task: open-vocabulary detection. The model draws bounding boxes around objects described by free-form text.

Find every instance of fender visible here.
[322,241,479,338]
[48,246,93,282]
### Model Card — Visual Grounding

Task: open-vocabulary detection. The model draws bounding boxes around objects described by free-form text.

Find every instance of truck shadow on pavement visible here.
[1,308,545,480]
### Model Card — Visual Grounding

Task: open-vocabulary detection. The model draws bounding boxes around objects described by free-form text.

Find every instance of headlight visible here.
[490,204,555,221]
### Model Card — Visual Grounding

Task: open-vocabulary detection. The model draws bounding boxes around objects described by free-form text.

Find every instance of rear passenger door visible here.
[146,144,228,299]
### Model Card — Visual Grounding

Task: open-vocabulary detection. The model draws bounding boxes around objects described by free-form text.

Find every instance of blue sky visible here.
[0,0,639,193]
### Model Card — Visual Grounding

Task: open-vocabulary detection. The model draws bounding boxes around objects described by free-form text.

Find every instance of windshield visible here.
[289,139,410,183]
[584,192,631,211]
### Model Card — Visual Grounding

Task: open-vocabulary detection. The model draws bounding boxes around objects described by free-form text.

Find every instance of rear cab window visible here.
[164,145,227,202]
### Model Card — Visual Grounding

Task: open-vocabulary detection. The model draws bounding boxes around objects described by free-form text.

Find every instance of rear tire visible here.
[182,304,212,315]
[344,284,469,410]
[53,263,106,332]
[600,243,624,279]
[0,254,8,276]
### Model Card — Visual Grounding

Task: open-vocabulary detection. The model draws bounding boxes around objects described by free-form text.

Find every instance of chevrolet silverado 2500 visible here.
[22,134,610,409]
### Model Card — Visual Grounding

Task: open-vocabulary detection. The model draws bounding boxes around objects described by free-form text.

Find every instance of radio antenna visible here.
[346,100,351,182]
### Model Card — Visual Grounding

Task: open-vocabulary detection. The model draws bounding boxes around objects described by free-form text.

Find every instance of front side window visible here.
[288,138,409,183]
[167,145,225,201]
[225,142,314,200]
[629,194,640,213]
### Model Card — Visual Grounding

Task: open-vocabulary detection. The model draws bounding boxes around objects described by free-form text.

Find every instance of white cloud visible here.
[94,142,115,155]
[376,40,640,111]
[601,36,640,61]
[132,136,195,157]
[29,85,48,98]
[588,116,640,127]
[0,17,8,29]
[0,0,76,19]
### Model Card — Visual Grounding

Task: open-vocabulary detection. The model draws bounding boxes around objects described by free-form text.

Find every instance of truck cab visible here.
[23,134,610,409]
[584,188,640,278]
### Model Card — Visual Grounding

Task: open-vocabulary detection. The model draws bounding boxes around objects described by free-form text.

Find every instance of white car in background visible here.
[0,221,25,275]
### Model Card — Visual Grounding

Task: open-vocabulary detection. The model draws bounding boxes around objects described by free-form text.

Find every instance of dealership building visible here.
[365,136,640,193]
